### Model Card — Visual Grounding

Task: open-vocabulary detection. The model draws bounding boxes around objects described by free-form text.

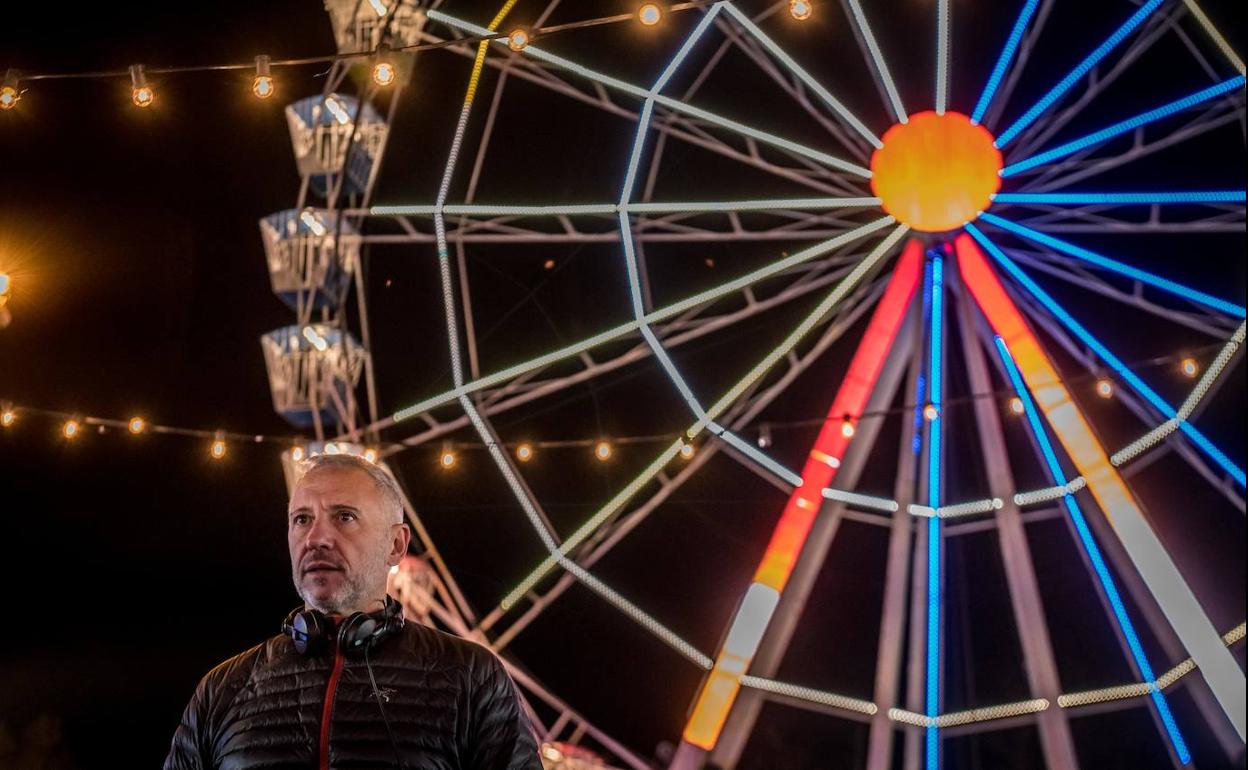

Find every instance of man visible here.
[165,453,542,769]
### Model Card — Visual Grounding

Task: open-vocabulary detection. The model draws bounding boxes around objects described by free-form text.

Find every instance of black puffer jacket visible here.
[164,620,542,769]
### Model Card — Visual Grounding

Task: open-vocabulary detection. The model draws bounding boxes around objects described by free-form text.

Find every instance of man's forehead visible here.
[289,466,379,507]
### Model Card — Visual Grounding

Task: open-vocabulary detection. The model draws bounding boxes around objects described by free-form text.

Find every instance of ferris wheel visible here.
[258,1,1246,768]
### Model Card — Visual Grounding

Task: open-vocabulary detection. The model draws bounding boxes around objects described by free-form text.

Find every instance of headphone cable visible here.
[364,642,407,770]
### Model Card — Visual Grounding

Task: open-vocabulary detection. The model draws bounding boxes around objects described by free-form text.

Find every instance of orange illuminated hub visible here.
[870,111,1003,233]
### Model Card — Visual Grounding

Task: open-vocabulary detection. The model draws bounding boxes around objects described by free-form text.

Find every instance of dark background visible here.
[0,1,1244,767]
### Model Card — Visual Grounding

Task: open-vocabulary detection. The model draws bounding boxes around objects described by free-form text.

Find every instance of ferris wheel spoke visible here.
[1005,5,1184,163]
[995,0,1168,149]
[936,0,950,115]
[428,9,872,178]
[1018,97,1242,192]
[1001,76,1246,177]
[1181,0,1246,75]
[998,248,1237,339]
[964,223,1246,488]
[995,191,1246,205]
[843,0,908,125]
[972,0,1043,125]
[979,212,1246,317]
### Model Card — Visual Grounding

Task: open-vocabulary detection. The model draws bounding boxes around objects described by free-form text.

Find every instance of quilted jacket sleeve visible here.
[163,671,214,770]
[464,649,543,770]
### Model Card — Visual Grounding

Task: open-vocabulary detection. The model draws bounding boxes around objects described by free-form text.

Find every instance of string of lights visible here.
[0,0,823,112]
[0,342,1221,464]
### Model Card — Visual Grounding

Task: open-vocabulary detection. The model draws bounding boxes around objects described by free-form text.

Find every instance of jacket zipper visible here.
[319,645,346,770]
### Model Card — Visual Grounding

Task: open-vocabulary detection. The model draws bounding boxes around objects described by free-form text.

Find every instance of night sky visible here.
[1,1,1245,768]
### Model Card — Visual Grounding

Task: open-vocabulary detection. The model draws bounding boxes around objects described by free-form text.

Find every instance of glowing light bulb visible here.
[595,441,612,461]
[508,27,530,52]
[840,419,855,438]
[1,409,14,427]
[1009,397,1025,416]
[211,437,227,459]
[291,446,305,462]
[638,3,662,26]
[923,404,939,421]
[1095,379,1114,399]
[63,419,80,439]
[130,64,153,108]
[0,272,10,297]
[323,96,351,125]
[324,442,341,454]
[543,259,556,270]
[372,48,397,87]
[440,450,456,469]
[253,76,274,99]
[363,448,378,463]
[0,70,19,111]
[252,55,274,99]
[516,443,534,462]
[679,442,695,459]
[789,0,813,20]
[300,209,327,237]
[1180,357,1198,378]
[128,417,145,434]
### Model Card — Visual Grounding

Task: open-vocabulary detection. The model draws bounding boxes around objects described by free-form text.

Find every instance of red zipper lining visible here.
[319,646,345,770]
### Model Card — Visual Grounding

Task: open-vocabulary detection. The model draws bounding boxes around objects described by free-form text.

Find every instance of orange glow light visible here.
[870,111,1002,232]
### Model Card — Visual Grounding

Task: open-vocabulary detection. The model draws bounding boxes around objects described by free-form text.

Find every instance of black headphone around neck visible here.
[282,594,405,656]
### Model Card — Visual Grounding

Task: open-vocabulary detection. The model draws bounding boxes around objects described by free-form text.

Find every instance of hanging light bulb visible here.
[1180,357,1198,378]
[508,27,531,52]
[1008,397,1025,416]
[323,95,351,125]
[63,419,80,439]
[363,447,378,463]
[291,445,305,462]
[128,417,146,434]
[1095,378,1114,399]
[210,434,227,459]
[594,441,612,461]
[516,443,534,462]
[0,271,10,306]
[679,442,695,460]
[372,44,397,86]
[130,64,154,108]
[789,0,813,20]
[638,3,663,26]
[923,404,940,421]
[252,55,275,99]
[0,69,20,111]
[757,423,772,448]
[440,449,456,469]
[1,408,15,427]
[840,418,856,438]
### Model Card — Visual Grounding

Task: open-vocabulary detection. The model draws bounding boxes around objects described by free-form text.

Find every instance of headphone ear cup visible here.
[338,611,372,653]
[287,608,332,656]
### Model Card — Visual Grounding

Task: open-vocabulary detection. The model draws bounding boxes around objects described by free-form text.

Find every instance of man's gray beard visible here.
[293,561,389,615]
[294,570,368,615]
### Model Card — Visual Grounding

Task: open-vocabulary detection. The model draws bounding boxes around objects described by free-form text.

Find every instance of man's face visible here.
[287,466,407,615]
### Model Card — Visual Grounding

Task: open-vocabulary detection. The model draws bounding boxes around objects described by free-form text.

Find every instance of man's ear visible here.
[389,523,411,564]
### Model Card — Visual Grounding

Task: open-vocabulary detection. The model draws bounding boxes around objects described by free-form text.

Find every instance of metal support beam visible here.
[953,278,1079,770]
[865,316,923,770]
[705,296,919,769]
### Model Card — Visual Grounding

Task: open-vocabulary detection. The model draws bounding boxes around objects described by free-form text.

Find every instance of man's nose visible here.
[303,515,336,549]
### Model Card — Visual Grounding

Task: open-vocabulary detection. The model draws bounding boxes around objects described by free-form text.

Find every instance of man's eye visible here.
[337,510,357,521]
[292,514,311,526]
